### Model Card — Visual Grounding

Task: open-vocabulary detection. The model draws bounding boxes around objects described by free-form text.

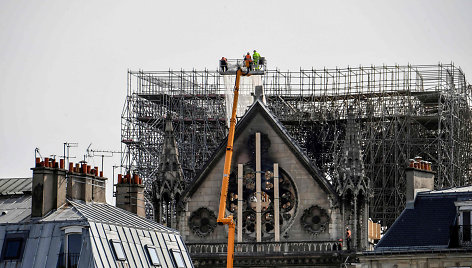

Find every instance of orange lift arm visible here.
[217,67,249,268]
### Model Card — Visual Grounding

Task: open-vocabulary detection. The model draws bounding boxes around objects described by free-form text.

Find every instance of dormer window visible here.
[1,232,28,261]
[462,211,471,242]
[58,226,83,268]
[454,200,472,246]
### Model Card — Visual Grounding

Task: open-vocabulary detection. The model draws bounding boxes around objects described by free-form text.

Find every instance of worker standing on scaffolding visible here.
[244,52,253,71]
[253,50,261,70]
[220,57,228,72]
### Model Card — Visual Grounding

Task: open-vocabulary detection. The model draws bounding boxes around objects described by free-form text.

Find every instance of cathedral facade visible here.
[153,99,368,267]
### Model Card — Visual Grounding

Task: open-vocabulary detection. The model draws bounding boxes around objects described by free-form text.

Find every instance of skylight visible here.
[110,240,126,261]
[171,250,186,268]
[145,245,161,266]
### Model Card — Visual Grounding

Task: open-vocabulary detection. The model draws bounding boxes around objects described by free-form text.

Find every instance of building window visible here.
[145,245,161,266]
[170,249,186,268]
[463,211,471,242]
[110,240,126,261]
[57,227,83,268]
[1,232,28,261]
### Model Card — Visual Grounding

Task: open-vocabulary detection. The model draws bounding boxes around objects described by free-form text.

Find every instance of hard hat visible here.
[254,50,256,52]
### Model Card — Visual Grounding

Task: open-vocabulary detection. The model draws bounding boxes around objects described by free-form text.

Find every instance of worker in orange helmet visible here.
[244,52,253,71]
[346,227,352,251]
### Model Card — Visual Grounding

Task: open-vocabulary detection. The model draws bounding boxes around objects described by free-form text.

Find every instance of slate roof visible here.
[0,178,31,195]
[375,187,472,251]
[182,99,336,200]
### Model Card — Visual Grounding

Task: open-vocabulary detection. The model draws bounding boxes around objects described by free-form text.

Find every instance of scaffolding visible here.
[121,63,472,226]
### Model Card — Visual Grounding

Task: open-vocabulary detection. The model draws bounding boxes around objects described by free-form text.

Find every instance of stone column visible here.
[274,163,280,242]
[238,164,243,242]
[342,199,346,250]
[353,195,358,249]
[256,132,262,242]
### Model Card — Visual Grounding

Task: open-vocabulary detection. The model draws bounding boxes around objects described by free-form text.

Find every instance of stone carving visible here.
[189,207,217,237]
[301,205,329,235]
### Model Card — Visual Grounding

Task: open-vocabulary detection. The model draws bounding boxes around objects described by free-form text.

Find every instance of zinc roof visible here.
[69,199,178,234]
[0,178,31,195]
[0,195,31,223]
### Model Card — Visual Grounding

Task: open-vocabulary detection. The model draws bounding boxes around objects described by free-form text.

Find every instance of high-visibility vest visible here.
[253,52,260,61]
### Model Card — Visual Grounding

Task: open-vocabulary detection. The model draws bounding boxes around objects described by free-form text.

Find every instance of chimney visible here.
[115,173,145,217]
[31,158,67,217]
[67,162,107,203]
[406,156,435,203]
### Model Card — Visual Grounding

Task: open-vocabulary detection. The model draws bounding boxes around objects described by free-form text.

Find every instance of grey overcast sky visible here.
[1,0,471,203]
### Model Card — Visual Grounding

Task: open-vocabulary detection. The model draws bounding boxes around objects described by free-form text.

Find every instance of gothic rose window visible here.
[226,165,298,241]
[188,207,217,237]
[301,205,329,235]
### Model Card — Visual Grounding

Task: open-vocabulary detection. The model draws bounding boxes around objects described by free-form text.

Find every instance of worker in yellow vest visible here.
[253,50,261,70]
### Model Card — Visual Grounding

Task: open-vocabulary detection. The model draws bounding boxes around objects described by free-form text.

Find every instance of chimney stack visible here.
[115,173,145,217]
[31,158,67,217]
[67,162,107,203]
[406,156,435,203]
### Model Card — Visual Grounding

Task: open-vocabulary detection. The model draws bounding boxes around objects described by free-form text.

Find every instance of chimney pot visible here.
[100,171,103,177]
[60,159,64,169]
[95,167,99,176]
[44,157,49,167]
[118,174,123,184]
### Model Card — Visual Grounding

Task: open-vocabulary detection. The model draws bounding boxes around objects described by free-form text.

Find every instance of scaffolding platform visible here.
[219,58,267,75]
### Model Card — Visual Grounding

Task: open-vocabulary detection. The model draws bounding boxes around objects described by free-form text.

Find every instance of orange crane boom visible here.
[217,67,250,268]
